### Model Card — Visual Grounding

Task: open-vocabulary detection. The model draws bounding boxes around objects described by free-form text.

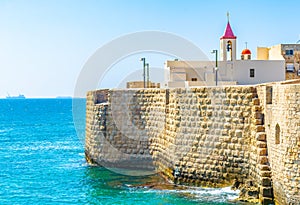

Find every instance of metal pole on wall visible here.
[211,50,218,86]
[146,63,149,88]
[215,67,218,86]
[140,58,146,88]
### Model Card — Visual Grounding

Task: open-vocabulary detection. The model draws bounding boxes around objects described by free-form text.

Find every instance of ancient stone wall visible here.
[149,87,258,188]
[85,89,166,174]
[257,83,300,205]
[85,84,300,204]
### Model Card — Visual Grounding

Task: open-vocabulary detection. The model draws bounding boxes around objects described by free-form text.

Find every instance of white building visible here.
[165,19,285,87]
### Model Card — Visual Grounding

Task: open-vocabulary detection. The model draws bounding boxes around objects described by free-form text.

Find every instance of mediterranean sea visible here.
[0,99,246,204]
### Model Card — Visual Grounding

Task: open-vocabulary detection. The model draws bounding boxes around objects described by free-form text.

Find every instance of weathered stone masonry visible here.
[257,82,300,205]
[86,83,300,204]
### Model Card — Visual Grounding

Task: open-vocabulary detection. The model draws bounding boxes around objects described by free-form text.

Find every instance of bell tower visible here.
[220,13,237,61]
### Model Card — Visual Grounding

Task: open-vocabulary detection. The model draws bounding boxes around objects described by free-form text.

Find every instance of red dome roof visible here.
[242,49,251,55]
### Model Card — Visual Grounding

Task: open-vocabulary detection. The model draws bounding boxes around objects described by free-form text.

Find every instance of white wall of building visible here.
[165,59,285,87]
[231,60,285,85]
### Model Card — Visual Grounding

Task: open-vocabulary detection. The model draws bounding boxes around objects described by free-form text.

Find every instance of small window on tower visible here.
[191,78,197,81]
[250,68,255,78]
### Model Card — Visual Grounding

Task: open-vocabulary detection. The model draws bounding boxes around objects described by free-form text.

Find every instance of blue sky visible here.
[0,0,299,97]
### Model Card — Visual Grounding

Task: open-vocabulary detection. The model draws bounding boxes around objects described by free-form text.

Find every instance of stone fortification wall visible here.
[257,83,300,205]
[150,87,256,186]
[85,89,166,173]
[148,87,273,203]
[86,84,300,204]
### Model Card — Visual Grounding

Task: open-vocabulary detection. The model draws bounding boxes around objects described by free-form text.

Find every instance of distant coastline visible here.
[6,94,26,99]
[56,96,72,99]
[1,97,86,99]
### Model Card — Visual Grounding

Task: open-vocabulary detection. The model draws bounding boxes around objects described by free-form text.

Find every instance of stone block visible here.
[230,99,237,105]
[235,144,242,151]
[237,99,243,105]
[261,187,273,198]
[259,156,269,165]
[232,93,238,99]
[256,132,266,141]
[254,112,263,119]
[224,110,231,117]
[222,129,228,136]
[252,98,260,105]
[223,99,230,105]
[246,93,254,99]
[231,137,238,143]
[252,106,262,112]
[224,123,231,129]
[257,141,267,148]
[234,168,242,173]
[255,125,265,132]
[223,136,231,143]
[261,197,274,205]
[260,171,272,177]
[242,100,250,105]
[227,144,234,150]
[235,130,243,138]
[205,99,211,104]
[242,111,250,117]
[254,119,263,125]
[232,150,239,157]
[258,148,267,156]
[261,177,272,186]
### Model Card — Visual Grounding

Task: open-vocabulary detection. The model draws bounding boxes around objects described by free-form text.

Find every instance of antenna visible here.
[227,11,230,22]
[245,42,248,49]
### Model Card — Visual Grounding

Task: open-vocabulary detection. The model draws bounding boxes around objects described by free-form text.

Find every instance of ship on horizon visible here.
[6,94,26,99]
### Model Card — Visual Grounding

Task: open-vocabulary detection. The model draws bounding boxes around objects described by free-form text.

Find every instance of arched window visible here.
[227,41,233,61]
[275,124,280,144]
[227,41,232,52]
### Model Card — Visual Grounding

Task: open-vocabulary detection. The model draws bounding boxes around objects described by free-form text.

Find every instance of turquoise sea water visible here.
[0,99,245,204]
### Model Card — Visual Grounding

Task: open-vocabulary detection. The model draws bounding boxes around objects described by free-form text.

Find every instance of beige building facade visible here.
[257,44,300,80]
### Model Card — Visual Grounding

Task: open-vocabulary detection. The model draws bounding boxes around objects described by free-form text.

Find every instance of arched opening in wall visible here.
[275,123,280,144]
[226,41,232,61]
